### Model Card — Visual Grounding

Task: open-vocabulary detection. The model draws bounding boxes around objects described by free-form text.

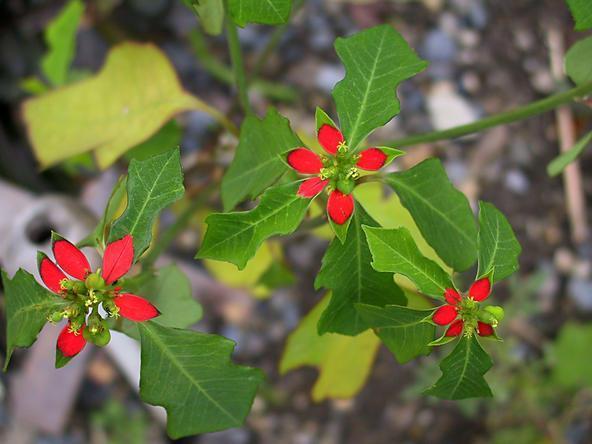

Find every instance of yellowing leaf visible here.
[280,295,380,402]
[23,42,234,169]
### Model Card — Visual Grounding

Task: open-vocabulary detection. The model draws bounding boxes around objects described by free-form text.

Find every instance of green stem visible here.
[385,81,592,148]
[225,16,252,115]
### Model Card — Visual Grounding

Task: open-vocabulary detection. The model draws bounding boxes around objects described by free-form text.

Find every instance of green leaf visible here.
[79,175,128,249]
[333,25,427,150]
[183,0,224,35]
[41,0,84,86]
[550,323,592,389]
[120,265,203,339]
[228,0,292,27]
[355,304,434,363]
[424,335,493,400]
[125,120,182,162]
[547,130,592,177]
[315,202,405,336]
[109,149,184,259]
[386,158,478,271]
[258,260,295,290]
[24,42,233,169]
[477,201,521,283]
[198,182,311,270]
[565,36,592,86]
[2,269,68,370]
[138,321,263,438]
[363,226,453,299]
[221,108,301,211]
[280,295,380,402]
[566,0,592,30]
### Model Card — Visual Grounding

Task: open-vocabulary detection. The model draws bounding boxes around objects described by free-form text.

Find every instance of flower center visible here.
[318,142,360,194]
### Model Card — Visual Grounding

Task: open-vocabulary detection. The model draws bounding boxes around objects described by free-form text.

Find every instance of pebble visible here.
[568,277,592,312]
[426,81,479,131]
[504,169,530,194]
[315,64,344,93]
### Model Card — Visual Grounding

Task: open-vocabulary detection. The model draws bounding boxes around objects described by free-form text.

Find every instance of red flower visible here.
[432,278,495,338]
[39,234,159,359]
[287,123,390,225]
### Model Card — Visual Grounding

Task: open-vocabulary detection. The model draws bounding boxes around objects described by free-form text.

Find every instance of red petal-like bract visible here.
[53,237,91,280]
[318,124,344,155]
[298,177,328,198]
[287,148,324,174]
[445,319,464,336]
[327,190,354,225]
[356,148,387,170]
[102,235,134,284]
[57,323,86,357]
[114,293,159,322]
[39,255,67,294]
[469,278,491,301]
[477,322,494,336]
[433,305,457,325]
[444,288,462,305]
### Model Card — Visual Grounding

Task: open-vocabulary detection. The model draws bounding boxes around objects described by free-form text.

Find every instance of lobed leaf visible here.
[565,36,592,86]
[138,321,263,438]
[363,226,453,299]
[355,304,434,363]
[198,182,311,270]
[315,202,406,336]
[280,295,380,402]
[477,201,521,283]
[424,335,493,400]
[221,108,301,211]
[41,0,84,86]
[566,0,592,30]
[24,42,231,169]
[2,269,68,370]
[109,149,184,260]
[228,0,292,27]
[333,25,427,150]
[386,158,478,272]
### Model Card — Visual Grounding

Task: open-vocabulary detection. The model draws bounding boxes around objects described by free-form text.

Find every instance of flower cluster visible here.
[39,233,159,358]
[287,123,390,225]
[432,277,502,338]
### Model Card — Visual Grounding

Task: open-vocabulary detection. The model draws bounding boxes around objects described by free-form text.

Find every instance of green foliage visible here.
[565,36,592,85]
[24,42,231,169]
[280,295,380,402]
[228,0,292,27]
[120,265,202,339]
[477,201,521,283]
[386,158,478,271]
[333,25,427,150]
[550,323,592,389]
[363,226,453,299]
[221,108,300,211]
[109,149,184,259]
[566,0,592,30]
[41,0,84,86]
[424,335,493,400]
[138,321,263,438]
[198,182,311,270]
[183,0,224,35]
[315,202,405,336]
[2,269,68,370]
[355,304,434,363]
[547,131,592,177]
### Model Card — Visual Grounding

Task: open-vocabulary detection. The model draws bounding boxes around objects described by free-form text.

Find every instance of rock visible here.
[504,169,530,194]
[568,277,592,312]
[315,64,344,93]
[426,81,479,131]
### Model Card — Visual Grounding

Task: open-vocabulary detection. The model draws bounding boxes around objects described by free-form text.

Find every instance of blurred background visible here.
[1,0,592,443]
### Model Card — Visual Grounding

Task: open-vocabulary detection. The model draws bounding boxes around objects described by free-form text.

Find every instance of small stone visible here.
[568,277,592,312]
[504,169,530,194]
[426,81,479,131]
[315,64,345,93]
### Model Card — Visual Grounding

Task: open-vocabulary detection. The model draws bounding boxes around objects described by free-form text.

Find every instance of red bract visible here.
[286,122,392,226]
[57,322,86,357]
[432,278,495,338]
[39,233,159,359]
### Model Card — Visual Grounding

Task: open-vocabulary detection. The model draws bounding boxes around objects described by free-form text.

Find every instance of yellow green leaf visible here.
[23,42,234,169]
[280,295,380,402]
